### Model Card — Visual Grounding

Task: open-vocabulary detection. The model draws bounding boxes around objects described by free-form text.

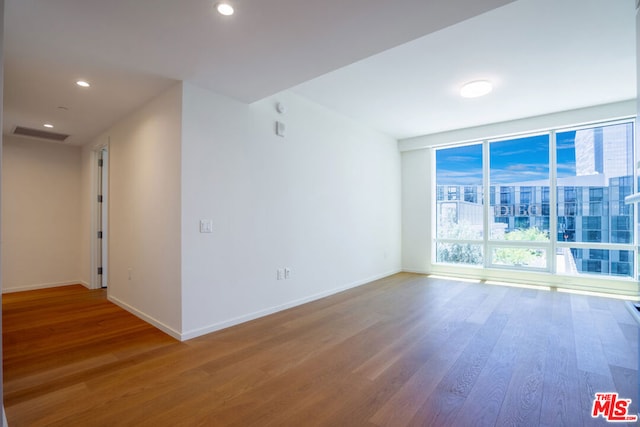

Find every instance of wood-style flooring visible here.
[3,273,639,426]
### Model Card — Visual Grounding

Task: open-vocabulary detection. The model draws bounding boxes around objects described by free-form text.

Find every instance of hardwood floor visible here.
[3,274,638,426]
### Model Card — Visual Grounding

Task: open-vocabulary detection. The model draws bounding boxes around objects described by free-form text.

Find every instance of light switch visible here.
[199,219,213,233]
[275,121,286,137]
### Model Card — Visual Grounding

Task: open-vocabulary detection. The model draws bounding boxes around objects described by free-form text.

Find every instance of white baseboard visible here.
[401,269,429,274]
[2,280,83,294]
[107,295,182,341]
[3,271,404,343]
[180,269,402,341]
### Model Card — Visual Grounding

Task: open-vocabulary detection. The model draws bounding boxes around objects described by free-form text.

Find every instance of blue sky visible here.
[436,143,483,185]
[556,131,577,178]
[436,133,577,185]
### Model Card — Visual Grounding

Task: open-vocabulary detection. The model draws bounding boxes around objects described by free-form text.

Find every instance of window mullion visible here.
[483,139,490,268]
[549,130,558,274]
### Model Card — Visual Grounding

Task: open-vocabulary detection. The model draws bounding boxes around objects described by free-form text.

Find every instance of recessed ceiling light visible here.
[460,80,493,98]
[44,123,54,128]
[216,2,234,16]
[76,80,90,88]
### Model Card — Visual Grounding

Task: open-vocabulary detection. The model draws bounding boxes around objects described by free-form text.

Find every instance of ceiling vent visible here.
[12,126,69,142]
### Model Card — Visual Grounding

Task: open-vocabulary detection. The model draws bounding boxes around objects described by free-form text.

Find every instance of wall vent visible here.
[12,126,69,142]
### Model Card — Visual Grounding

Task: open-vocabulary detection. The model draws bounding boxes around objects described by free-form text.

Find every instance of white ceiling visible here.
[3,0,635,145]
[295,0,637,139]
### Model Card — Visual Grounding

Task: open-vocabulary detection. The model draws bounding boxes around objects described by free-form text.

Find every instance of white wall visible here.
[79,140,95,287]
[100,83,183,337]
[180,83,401,338]
[401,148,431,272]
[1,136,81,291]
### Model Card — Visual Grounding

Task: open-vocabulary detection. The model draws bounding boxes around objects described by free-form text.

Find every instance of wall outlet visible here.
[277,269,284,280]
[284,268,291,279]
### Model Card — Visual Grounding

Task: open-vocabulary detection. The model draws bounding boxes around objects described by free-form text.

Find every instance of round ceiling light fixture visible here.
[76,80,91,88]
[44,123,54,128]
[216,2,234,16]
[460,80,493,98]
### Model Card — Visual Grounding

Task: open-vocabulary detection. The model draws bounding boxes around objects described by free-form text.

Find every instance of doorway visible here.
[93,146,108,289]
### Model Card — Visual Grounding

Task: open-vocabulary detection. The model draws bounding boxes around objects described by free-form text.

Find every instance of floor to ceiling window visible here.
[489,134,550,270]
[435,143,484,266]
[434,119,635,282]
[555,121,635,278]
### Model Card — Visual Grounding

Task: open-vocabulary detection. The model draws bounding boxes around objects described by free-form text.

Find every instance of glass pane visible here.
[436,242,483,266]
[436,144,483,240]
[491,247,547,268]
[556,122,634,244]
[490,135,551,242]
[557,247,633,278]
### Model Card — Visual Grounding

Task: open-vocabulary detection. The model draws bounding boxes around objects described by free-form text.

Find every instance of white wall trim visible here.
[402,269,430,275]
[402,267,640,299]
[2,281,84,294]
[180,270,401,341]
[107,295,182,341]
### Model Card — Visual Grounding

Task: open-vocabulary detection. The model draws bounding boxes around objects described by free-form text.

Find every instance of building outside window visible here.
[434,120,635,279]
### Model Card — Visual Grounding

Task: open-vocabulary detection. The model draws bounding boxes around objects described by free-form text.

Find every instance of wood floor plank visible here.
[590,307,637,370]
[3,274,638,426]
[7,382,91,427]
[572,294,613,375]
[539,291,584,427]
[620,322,639,347]
[368,321,480,427]
[610,365,639,420]
[493,292,551,426]
[465,284,508,325]
[406,311,509,426]
[579,370,620,427]
[451,287,537,427]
